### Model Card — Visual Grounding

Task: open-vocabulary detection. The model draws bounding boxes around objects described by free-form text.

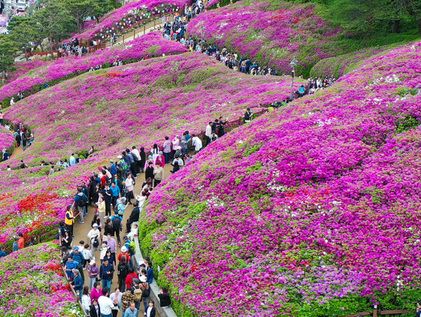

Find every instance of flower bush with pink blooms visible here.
[0,33,187,105]
[0,52,297,250]
[139,42,421,316]
[188,0,339,76]
[0,126,15,153]
[76,0,190,41]
[0,242,84,316]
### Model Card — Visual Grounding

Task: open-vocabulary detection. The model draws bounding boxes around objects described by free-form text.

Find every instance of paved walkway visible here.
[72,163,172,316]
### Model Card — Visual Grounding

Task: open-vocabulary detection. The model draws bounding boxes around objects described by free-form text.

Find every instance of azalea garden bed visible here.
[188,0,339,76]
[0,126,15,155]
[0,32,187,106]
[0,51,297,250]
[0,242,83,317]
[76,0,190,41]
[139,42,421,316]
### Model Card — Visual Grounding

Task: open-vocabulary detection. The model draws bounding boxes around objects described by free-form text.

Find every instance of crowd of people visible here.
[0,119,33,162]
[56,121,228,316]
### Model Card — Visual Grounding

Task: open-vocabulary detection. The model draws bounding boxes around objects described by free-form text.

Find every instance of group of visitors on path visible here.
[56,123,225,316]
[0,118,33,162]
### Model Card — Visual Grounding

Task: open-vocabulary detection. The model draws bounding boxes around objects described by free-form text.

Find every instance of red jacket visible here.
[18,237,25,249]
[125,272,137,290]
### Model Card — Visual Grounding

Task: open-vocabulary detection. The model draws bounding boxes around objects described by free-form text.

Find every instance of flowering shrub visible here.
[7,59,50,83]
[76,0,190,41]
[309,46,391,78]
[139,42,421,316]
[0,126,15,153]
[0,52,297,250]
[188,0,338,76]
[4,52,298,162]
[0,242,84,316]
[0,33,187,105]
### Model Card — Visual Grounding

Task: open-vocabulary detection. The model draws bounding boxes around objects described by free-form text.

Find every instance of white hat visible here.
[90,259,96,265]
[92,223,98,228]
[121,246,128,252]
[139,275,147,283]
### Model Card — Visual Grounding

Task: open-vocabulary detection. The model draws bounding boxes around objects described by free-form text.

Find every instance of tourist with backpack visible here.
[88,223,101,250]
[74,186,88,224]
[117,257,129,292]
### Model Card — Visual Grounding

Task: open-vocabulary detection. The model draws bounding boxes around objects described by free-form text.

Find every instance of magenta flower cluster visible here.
[0,126,15,151]
[142,42,421,316]
[0,52,297,249]
[0,32,187,104]
[188,0,338,73]
[0,242,83,316]
[76,0,190,40]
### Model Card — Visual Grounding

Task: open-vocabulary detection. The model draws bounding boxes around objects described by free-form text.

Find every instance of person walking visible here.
[98,288,118,317]
[100,259,114,290]
[123,302,138,317]
[88,260,99,290]
[65,205,75,237]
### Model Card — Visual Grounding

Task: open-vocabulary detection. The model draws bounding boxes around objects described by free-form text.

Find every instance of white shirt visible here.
[172,137,181,150]
[98,295,115,315]
[87,228,100,241]
[205,124,212,137]
[81,294,91,312]
[192,137,202,151]
[69,155,76,166]
[131,149,140,161]
[125,178,134,192]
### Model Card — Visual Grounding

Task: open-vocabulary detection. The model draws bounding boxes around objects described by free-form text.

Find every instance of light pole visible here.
[290,57,298,100]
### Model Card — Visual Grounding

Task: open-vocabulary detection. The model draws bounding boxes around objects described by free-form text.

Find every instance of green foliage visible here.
[396,115,419,133]
[243,143,262,157]
[396,87,418,97]
[325,0,421,35]
[0,35,18,74]
[246,161,263,173]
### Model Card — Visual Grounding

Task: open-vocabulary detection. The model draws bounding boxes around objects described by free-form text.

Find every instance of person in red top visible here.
[17,233,25,249]
[100,170,108,188]
[125,267,138,290]
[117,246,130,264]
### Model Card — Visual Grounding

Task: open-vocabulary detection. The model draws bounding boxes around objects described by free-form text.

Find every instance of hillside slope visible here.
[140,42,421,316]
[0,52,297,249]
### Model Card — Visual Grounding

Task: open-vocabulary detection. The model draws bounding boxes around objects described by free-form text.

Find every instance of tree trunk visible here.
[391,19,401,33]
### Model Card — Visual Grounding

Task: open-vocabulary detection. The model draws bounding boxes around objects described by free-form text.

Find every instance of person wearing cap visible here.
[118,246,131,264]
[88,223,101,250]
[140,275,151,315]
[88,259,99,289]
[65,256,79,280]
[73,269,84,300]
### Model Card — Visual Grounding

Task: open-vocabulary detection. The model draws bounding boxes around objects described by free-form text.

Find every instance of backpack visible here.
[112,216,121,230]
[133,288,142,301]
[118,262,128,276]
[142,284,150,297]
[92,236,99,248]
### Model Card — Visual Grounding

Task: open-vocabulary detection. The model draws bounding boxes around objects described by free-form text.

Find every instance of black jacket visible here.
[89,304,101,317]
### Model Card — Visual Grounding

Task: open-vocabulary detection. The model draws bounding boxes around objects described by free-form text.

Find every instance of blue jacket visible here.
[146,267,154,284]
[110,163,118,176]
[73,274,83,291]
[123,307,138,317]
[110,185,120,197]
[65,260,79,279]
[100,263,114,280]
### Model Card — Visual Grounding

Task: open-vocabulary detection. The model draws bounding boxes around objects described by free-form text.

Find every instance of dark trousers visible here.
[65,224,73,237]
[105,201,111,217]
